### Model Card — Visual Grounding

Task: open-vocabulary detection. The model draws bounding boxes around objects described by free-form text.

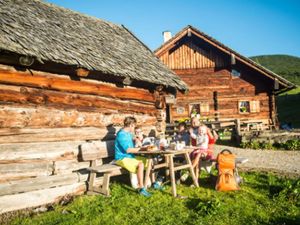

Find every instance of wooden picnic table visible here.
[133,147,199,197]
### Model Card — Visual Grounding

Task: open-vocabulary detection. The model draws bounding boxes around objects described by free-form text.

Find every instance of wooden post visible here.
[235,119,241,136]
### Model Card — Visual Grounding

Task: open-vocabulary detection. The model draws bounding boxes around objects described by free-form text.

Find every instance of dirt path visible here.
[214,145,300,178]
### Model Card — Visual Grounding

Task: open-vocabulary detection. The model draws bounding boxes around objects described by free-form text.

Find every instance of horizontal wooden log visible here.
[0,127,116,144]
[0,161,54,183]
[0,84,157,115]
[0,67,155,102]
[0,183,85,214]
[0,173,79,196]
[54,160,91,175]
[0,172,104,197]
[0,104,157,128]
[0,141,83,163]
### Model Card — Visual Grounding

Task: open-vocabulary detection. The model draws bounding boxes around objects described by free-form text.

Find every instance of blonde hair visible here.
[198,125,207,134]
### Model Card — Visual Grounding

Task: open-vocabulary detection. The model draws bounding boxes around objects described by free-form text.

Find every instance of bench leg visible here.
[101,173,111,196]
[87,171,96,193]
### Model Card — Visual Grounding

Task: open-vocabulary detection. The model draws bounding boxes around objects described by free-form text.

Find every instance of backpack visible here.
[215,149,240,191]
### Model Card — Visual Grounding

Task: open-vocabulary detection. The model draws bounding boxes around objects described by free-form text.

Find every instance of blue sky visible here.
[46,0,300,57]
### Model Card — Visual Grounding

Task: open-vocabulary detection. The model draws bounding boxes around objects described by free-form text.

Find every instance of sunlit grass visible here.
[10,171,300,225]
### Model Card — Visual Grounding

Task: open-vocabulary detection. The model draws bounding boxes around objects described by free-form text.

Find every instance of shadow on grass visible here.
[270,215,300,225]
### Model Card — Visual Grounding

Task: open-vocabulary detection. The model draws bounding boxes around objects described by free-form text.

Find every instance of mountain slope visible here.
[250,54,300,85]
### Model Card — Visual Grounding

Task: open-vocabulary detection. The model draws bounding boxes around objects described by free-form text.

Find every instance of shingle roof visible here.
[0,0,188,91]
[155,25,296,90]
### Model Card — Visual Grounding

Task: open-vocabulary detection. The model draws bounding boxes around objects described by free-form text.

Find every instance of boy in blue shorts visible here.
[115,116,162,197]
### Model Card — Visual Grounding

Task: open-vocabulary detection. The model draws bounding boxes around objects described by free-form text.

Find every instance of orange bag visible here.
[215,149,240,191]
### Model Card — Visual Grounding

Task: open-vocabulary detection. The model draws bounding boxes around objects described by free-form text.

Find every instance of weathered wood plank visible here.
[0,127,116,143]
[0,104,157,128]
[0,173,80,196]
[54,160,91,174]
[0,183,85,214]
[0,141,82,163]
[0,84,157,115]
[0,173,104,197]
[0,67,155,102]
[0,161,54,183]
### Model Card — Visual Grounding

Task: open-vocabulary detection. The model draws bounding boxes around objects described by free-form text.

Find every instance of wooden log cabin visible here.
[155,25,296,129]
[0,0,187,213]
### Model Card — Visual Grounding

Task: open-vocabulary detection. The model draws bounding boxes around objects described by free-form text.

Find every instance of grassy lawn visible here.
[277,87,300,128]
[9,171,300,225]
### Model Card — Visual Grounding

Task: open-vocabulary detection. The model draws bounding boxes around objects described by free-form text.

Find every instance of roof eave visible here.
[154,25,296,90]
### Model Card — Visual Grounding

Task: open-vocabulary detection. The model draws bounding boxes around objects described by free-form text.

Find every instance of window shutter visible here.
[250,100,260,113]
[200,102,209,113]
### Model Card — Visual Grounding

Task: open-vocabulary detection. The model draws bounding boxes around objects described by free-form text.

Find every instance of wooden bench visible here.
[80,140,127,196]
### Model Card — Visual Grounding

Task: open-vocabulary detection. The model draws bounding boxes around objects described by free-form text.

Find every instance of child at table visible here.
[190,117,201,146]
[189,125,209,179]
[134,126,144,148]
[174,122,190,146]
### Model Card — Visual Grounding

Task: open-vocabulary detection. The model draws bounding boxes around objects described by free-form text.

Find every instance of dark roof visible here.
[0,0,188,91]
[155,25,296,91]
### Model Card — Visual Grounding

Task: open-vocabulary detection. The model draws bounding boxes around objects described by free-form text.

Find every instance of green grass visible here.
[277,87,300,128]
[281,87,300,95]
[9,171,300,225]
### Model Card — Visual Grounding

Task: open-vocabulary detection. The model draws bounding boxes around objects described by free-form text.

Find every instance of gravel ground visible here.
[214,145,300,178]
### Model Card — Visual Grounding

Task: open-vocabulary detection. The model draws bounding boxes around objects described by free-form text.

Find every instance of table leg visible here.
[165,155,170,177]
[168,155,177,197]
[184,153,199,187]
[144,158,153,188]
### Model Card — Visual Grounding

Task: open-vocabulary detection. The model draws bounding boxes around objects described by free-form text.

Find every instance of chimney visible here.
[163,31,172,43]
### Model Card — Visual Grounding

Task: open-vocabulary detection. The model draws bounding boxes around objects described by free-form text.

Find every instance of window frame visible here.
[238,100,250,114]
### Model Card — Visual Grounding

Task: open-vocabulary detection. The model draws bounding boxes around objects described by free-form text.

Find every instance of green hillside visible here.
[250,54,300,85]
[250,55,300,128]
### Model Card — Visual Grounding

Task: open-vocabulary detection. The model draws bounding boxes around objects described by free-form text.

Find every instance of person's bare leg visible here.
[137,162,144,188]
[194,164,199,180]
[192,154,201,168]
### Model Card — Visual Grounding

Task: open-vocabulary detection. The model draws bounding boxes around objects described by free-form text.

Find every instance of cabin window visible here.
[189,104,200,117]
[231,69,241,77]
[239,100,260,113]
[239,101,250,113]
[189,102,209,117]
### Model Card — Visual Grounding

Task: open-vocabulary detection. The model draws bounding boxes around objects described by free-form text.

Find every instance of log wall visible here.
[170,68,272,122]
[157,41,274,126]
[0,64,163,214]
[159,42,226,69]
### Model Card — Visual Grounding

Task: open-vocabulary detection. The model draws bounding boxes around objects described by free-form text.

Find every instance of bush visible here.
[240,140,300,150]
[283,140,300,150]
[260,142,274,150]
